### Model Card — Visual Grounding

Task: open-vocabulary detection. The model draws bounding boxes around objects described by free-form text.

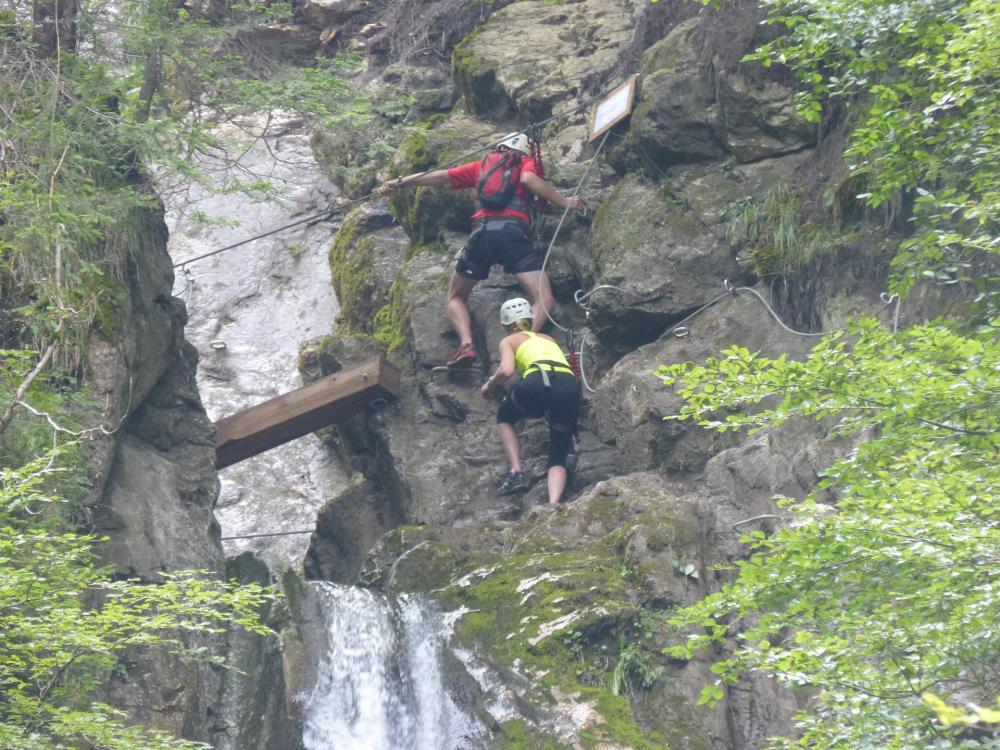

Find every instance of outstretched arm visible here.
[378,169,452,195]
[521,171,587,212]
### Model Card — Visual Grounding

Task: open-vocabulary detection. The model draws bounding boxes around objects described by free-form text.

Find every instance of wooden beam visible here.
[214,356,400,470]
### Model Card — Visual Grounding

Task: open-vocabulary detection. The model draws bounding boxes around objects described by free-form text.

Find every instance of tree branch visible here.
[0,342,58,437]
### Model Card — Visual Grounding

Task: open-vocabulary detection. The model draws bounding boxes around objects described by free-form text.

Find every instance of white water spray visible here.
[302,582,481,750]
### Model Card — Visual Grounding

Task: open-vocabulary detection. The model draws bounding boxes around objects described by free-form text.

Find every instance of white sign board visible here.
[589,75,638,142]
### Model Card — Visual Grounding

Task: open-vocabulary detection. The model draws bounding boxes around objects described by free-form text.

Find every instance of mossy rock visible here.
[367,472,726,748]
[434,545,680,749]
[386,114,502,243]
[450,0,636,123]
[452,29,515,119]
[497,719,572,750]
[586,174,741,347]
[328,206,409,334]
[359,524,508,592]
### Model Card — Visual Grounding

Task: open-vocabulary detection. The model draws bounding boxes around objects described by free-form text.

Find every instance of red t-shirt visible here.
[448,156,539,226]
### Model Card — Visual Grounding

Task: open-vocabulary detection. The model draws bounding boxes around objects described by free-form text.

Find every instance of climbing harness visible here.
[528,124,549,216]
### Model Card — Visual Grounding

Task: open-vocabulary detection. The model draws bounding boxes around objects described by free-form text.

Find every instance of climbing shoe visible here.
[446,343,477,367]
[498,470,530,496]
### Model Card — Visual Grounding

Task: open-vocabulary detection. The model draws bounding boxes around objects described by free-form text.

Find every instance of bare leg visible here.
[498,422,521,472]
[514,270,555,332]
[547,465,567,504]
[447,271,478,346]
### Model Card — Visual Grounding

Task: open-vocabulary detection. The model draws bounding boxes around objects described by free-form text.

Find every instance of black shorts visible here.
[497,370,580,468]
[455,219,543,281]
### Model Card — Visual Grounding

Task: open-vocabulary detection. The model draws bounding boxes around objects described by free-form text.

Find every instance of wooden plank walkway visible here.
[214,356,400,469]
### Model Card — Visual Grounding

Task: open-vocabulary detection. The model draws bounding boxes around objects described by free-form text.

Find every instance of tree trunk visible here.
[32,0,78,57]
[134,50,161,124]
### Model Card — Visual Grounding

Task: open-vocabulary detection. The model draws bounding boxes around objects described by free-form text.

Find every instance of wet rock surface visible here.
[165,114,349,576]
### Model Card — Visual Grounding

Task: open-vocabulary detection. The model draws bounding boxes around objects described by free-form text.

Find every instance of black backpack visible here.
[476,150,522,210]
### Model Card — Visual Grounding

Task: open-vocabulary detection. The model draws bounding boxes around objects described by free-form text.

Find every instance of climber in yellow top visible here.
[480,297,581,504]
[378,133,587,368]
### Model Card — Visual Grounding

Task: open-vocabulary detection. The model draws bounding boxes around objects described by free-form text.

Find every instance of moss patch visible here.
[452,29,502,117]
[372,277,410,353]
[498,719,572,750]
[328,209,374,332]
[435,543,678,748]
[386,117,484,243]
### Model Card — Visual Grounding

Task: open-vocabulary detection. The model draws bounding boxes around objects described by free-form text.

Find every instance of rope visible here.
[572,281,901,393]
[171,85,621,271]
[537,130,612,332]
[574,284,627,310]
[221,529,314,541]
[724,281,833,337]
[577,330,597,393]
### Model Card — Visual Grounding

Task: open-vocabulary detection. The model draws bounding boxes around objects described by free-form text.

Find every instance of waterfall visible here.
[302,582,481,750]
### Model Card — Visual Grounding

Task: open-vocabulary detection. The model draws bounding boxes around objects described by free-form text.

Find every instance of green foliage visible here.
[0,0,366,359]
[0,450,275,749]
[372,278,409,353]
[610,637,665,697]
[722,185,838,276]
[658,317,1000,748]
[742,0,999,313]
[671,0,1000,737]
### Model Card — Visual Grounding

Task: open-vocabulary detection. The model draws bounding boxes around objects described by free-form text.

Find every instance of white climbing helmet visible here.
[496,132,531,156]
[500,297,533,326]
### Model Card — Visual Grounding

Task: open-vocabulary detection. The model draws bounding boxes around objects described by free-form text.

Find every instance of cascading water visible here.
[302,582,482,750]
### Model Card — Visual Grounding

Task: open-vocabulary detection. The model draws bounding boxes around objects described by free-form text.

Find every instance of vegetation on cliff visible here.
[662,0,1000,745]
[0,2,365,746]
[0,450,276,749]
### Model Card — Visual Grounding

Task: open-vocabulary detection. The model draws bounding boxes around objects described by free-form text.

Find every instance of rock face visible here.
[590,289,815,475]
[623,18,725,167]
[97,342,222,580]
[78,200,282,746]
[608,9,814,175]
[453,0,636,121]
[285,0,875,746]
[586,174,743,347]
[94,0,930,747]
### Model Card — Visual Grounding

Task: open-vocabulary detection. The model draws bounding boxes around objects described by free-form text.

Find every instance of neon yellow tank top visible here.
[514,332,572,377]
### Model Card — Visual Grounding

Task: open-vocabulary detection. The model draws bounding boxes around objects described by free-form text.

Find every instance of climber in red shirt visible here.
[378,132,587,367]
